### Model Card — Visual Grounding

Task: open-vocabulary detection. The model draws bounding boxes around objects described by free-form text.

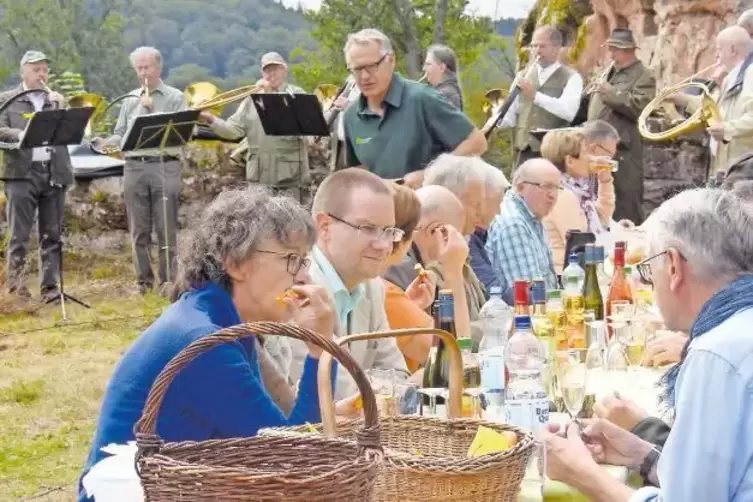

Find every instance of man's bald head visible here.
[738,9,753,37]
[415,185,465,232]
[513,158,561,186]
[717,26,753,66]
[513,158,561,219]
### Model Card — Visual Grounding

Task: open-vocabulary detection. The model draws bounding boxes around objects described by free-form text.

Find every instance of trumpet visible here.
[143,78,149,100]
[584,62,614,94]
[417,74,427,83]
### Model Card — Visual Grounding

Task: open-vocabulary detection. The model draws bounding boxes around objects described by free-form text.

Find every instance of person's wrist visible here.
[631,440,656,471]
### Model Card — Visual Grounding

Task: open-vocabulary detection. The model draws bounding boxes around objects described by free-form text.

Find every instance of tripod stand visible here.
[45,239,91,318]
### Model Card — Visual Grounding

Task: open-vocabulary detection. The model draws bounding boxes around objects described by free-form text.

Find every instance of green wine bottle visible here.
[427,289,455,418]
[582,244,604,321]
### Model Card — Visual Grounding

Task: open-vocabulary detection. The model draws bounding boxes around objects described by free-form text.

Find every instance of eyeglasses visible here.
[636,249,686,286]
[327,213,405,243]
[523,180,560,192]
[256,249,311,275]
[347,54,387,77]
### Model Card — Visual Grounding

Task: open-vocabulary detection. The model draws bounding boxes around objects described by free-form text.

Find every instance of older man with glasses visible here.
[486,158,561,297]
[341,28,487,187]
[286,168,410,401]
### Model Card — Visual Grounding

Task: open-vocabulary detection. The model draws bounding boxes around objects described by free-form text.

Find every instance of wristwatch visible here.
[639,445,662,485]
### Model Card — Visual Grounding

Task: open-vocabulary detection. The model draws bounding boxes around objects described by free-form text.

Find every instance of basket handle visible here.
[317,328,463,437]
[134,322,381,452]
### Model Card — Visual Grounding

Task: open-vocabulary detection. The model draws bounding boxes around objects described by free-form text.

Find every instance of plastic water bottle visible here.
[505,315,549,432]
[562,253,585,292]
[478,286,513,421]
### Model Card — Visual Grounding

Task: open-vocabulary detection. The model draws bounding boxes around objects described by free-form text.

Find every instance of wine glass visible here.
[557,350,588,420]
[624,328,647,372]
[609,301,635,343]
[418,388,447,418]
[366,368,396,417]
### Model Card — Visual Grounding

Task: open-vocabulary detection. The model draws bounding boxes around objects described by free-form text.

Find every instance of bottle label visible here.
[505,398,550,431]
[479,349,505,392]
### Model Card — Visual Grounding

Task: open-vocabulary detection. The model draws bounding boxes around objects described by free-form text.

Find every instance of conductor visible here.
[0,51,69,302]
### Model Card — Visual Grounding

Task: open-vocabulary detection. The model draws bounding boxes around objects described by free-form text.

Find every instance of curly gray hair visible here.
[171,185,316,300]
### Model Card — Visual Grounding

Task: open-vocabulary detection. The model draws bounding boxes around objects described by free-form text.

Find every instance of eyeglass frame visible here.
[347,53,388,77]
[523,180,560,192]
[327,212,405,243]
[256,249,311,276]
[636,248,687,286]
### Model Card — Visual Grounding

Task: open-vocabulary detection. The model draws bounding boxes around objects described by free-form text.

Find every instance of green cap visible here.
[546,289,561,300]
[456,337,473,351]
[20,50,49,66]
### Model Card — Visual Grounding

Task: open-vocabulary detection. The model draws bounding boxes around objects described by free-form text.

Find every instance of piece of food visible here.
[467,426,519,458]
[275,289,307,307]
[414,263,428,278]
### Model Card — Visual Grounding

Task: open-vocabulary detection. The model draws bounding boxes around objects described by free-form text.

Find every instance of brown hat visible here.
[260,51,287,69]
[606,29,637,49]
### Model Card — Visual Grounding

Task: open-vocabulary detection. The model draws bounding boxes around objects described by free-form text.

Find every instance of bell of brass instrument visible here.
[184,81,224,116]
[315,83,340,111]
[482,88,510,118]
[584,62,614,94]
[638,62,722,142]
[484,55,540,138]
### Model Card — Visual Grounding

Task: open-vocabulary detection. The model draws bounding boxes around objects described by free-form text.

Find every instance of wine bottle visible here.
[582,244,604,321]
[607,242,634,340]
[428,289,455,418]
[420,301,440,414]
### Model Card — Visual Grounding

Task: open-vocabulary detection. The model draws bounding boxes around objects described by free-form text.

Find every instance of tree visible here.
[0,0,132,97]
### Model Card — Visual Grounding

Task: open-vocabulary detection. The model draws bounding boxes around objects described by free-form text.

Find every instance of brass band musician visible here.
[325,74,360,171]
[482,25,583,168]
[201,52,310,202]
[586,29,655,225]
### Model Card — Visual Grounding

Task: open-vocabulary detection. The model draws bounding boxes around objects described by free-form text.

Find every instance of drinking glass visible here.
[624,329,646,371]
[367,368,396,417]
[609,300,635,344]
[418,388,446,417]
[557,350,588,419]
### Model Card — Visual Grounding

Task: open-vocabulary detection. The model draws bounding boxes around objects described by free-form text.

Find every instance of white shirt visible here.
[484,62,583,130]
[710,60,744,156]
[21,84,52,162]
[336,77,361,141]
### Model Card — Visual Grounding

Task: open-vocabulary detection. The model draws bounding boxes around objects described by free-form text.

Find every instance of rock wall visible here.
[517,0,750,215]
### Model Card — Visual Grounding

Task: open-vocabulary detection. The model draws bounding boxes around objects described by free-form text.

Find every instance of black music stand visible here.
[17,107,96,318]
[251,93,330,137]
[120,110,200,286]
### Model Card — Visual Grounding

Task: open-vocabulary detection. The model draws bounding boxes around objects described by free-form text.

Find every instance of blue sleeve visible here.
[646,348,752,501]
[468,238,501,292]
[171,333,337,438]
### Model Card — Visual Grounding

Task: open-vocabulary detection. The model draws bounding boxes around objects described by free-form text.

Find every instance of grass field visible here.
[0,250,169,500]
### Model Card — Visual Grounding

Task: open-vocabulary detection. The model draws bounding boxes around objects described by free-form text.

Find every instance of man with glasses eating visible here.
[486,158,561,291]
[287,168,410,401]
[341,28,487,187]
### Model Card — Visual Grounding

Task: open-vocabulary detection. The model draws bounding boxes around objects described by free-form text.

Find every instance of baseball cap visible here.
[260,52,287,69]
[20,50,50,66]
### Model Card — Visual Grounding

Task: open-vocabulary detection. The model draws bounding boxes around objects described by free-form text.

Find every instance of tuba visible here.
[638,63,722,142]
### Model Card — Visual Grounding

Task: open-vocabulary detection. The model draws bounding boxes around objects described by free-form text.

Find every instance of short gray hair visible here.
[646,188,753,283]
[474,158,510,194]
[731,180,753,202]
[129,46,162,68]
[344,29,394,57]
[512,158,558,185]
[583,119,620,143]
[422,154,484,196]
[738,9,753,32]
[172,185,316,299]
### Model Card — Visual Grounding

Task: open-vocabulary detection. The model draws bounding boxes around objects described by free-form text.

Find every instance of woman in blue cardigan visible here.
[78,185,336,501]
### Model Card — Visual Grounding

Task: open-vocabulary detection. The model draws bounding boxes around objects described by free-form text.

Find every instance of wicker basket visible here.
[262,328,537,502]
[134,322,383,501]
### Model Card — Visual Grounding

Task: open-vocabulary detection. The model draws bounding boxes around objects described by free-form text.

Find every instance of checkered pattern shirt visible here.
[485,191,558,291]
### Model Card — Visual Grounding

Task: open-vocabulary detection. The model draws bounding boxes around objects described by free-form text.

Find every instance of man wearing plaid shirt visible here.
[485,158,560,300]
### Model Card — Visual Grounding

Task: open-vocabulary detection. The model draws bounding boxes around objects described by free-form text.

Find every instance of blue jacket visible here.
[77,282,332,501]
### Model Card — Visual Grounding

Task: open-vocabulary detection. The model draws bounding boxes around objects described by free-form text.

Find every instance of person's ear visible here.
[313,211,331,242]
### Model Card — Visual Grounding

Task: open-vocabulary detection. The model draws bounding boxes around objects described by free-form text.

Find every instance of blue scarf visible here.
[661,274,753,409]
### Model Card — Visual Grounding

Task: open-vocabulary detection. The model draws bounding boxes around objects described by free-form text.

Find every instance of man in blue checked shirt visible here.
[485,158,560,299]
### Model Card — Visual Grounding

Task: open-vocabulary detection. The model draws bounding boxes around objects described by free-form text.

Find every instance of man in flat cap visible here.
[201,51,310,203]
[587,29,655,226]
[0,50,70,301]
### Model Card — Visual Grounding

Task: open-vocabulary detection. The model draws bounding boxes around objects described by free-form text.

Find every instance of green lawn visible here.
[0,253,169,500]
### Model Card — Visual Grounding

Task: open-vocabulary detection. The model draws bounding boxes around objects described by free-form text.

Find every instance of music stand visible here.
[251,93,330,137]
[17,107,96,318]
[120,110,200,286]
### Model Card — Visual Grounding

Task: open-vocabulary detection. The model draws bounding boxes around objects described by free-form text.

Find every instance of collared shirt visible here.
[485,62,583,130]
[343,72,474,179]
[20,83,51,162]
[710,60,745,156]
[628,307,753,502]
[110,80,188,158]
[311,245,364,330]
[485,191,558,290]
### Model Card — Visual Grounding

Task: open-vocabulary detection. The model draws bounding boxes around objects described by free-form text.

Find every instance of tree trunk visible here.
[432,0,448,44]
[394,0,422,78]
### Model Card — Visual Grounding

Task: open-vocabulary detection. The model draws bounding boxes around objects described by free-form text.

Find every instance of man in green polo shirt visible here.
[342,28,487,186]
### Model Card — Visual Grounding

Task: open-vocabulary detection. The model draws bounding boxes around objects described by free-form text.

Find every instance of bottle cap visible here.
[546,289,561,300]
[568,253,578,263]
[513,280,529,305]
[584,244,597,264]
[595,245,606,262]
[489,286,503,296]
[456,337,473,351]
[530,280,546,303]
[514,315,531,330]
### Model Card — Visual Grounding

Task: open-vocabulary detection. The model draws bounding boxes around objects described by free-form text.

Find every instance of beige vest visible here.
[515,65,574,151]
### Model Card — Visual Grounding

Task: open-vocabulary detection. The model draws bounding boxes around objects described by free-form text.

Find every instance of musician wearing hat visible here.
[0,50,70,301]
[587,28,655,225]
[201,51,310,202]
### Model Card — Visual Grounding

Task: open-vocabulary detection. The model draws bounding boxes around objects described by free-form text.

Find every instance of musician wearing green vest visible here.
[482,25,583,168]
[587,29,656,225]
[201,52,310,203]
